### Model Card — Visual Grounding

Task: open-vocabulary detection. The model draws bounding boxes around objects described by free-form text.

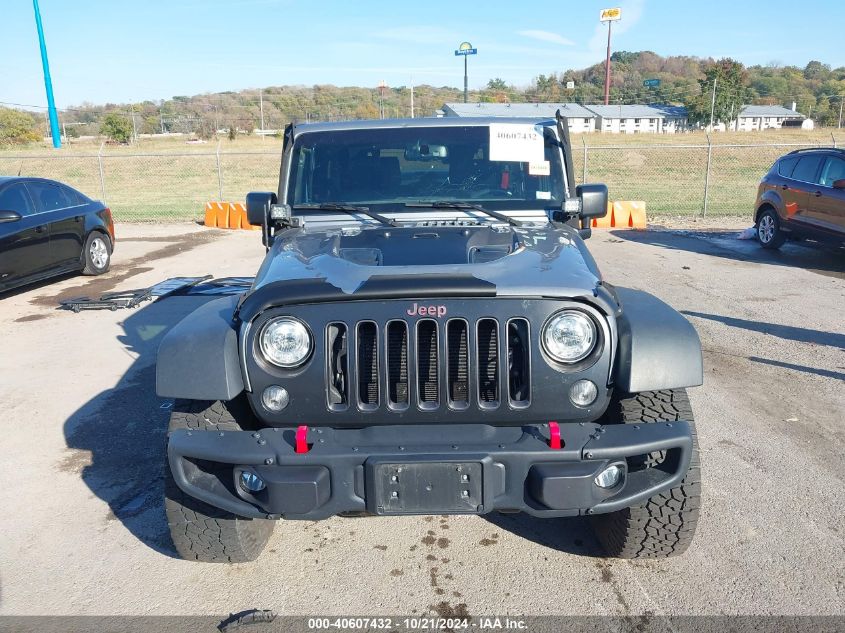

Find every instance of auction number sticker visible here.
[489,123,545,163]
[528,160,550,176]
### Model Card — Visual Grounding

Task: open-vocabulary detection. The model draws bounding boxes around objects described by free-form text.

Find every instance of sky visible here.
[1,0,843,110]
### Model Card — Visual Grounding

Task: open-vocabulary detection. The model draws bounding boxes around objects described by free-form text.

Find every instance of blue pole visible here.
[33,0,61,148]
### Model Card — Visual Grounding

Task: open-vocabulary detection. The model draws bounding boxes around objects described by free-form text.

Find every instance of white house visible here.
[733,105,808,131]
[584,104,689,134]
[440,102,597,133]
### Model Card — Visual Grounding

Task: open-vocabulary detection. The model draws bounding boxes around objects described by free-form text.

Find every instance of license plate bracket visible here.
[371,461,483,515]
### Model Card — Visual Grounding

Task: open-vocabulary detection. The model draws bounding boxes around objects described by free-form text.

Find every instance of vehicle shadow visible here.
[610,228,845,279]
[483,512,606,557]
[62,294,216,558]
[682,310,845,350]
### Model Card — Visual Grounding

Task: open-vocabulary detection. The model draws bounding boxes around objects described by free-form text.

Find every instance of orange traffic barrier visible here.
[231,202,261,230]
[226,202,242,229]
[612,201,647,229]
[204,202,217,227]
[592,201,614,229]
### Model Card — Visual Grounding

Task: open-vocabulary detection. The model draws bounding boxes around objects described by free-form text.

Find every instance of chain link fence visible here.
[0,136,841,222]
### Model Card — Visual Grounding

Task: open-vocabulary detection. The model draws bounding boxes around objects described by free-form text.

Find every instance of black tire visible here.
[164,399,274,563]
[756,207,786,250]
[82,231,112,275]
[591,389,701,559]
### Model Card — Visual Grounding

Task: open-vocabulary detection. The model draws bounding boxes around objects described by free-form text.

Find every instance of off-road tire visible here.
[591,389,701,559]
[82,231,112,275]
[164,399,274,563]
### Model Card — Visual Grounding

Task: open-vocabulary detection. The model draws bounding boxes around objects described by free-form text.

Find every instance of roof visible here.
[584,104,688,119]
[0,176,20,185]
[442,102,596,119]
[292,116,558,135]
[738,105,803,119]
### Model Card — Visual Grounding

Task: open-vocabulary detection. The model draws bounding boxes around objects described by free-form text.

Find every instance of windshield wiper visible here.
[404,201,522,227]
[292,203,397,227]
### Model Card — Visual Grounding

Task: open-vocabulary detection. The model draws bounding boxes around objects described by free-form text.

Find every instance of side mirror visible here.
[576,183,609,219]
[833,179,845,190]
[0,209,22,223]
[246,191,277,226]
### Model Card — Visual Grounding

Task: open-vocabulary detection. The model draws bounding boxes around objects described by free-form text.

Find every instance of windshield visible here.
[286,124,565,211]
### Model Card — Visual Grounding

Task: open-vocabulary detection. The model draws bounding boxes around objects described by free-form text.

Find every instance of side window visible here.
[819,157,845,187]
[0,184,34,216]
[790,155,823,183]
[777,156,798,177]
[25,181,73,212]
[61,185,85,206]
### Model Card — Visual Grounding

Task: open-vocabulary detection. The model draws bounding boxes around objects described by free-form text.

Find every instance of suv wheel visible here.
[591,389,701,559]
[164,399,274,563]
[756,208,786,250]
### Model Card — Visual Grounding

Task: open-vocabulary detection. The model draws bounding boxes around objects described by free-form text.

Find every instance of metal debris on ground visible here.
[217,609,278,632]
[60,275,215,312]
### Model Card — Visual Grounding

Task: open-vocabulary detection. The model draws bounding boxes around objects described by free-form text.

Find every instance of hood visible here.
[238,222,606,320]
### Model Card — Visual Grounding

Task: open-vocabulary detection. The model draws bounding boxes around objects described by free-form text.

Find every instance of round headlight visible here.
[543,311,597,363]
[259,317,312,368]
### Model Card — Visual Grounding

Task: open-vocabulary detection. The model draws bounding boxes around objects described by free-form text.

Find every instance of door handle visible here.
[780,185,788,190]
[813,191,823,197]
[35,225,46,233]
[75,216,82,222]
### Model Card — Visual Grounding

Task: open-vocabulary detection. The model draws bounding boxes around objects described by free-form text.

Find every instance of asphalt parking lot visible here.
[0,222,842,619]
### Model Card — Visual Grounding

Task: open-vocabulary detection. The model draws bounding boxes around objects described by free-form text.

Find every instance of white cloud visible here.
[517,30,575,46]
[588,0,646,54]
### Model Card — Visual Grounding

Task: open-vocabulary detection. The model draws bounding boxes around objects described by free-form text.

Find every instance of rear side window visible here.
[777,156,798,177]
[819,157,845,187]
[790,155,823,183]
[0,183,34,216]
[25,181,74,212]
[61,185,86,205]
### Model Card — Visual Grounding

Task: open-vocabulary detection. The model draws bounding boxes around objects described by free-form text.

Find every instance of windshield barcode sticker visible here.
[536,191,552,200]
[489,124,545,163]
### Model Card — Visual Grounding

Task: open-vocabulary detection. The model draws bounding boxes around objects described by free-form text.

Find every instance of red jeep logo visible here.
[406,302,447,318]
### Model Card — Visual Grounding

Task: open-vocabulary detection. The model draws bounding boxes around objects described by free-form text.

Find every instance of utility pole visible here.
[259,88,265,139]
[708,78,717,131]
[410,83,415,118]
[32,0,61,148]
[131,111,137,142]
[839,96,843,129]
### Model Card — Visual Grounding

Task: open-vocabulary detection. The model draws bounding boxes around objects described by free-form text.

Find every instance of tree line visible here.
[2,51,843,145]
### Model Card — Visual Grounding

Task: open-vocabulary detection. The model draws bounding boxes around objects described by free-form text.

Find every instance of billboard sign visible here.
[600,7,622,21]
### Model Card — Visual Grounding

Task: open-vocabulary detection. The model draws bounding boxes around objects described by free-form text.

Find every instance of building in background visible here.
[583,104,689,134]
[731,105,811,131]
[439,102,597,133]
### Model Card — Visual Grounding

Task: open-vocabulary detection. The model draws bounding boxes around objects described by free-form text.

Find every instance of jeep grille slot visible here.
[477,319,500,407]
[447,320,469,408]
[417,319,439,407]
[357,322,379,408]
[386,321,409,407]
[326,323,348,409]
[508,319,531,406]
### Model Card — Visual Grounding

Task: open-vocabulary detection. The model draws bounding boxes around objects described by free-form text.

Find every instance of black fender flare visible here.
[156,296,244,401]
[614,288,703,393]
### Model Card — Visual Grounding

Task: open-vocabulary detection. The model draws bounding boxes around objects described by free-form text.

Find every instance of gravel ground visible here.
[0,222,842,620]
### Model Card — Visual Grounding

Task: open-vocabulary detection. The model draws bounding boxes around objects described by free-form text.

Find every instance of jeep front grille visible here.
[327,317,531,412]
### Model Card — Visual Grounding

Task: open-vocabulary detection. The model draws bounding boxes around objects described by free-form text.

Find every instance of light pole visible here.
[599,8,622,106]
[32,0,61,148]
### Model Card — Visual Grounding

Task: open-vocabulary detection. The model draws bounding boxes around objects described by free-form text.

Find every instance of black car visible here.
[754,147,845,249]
[156,116,703,563]
[0,176,115,292]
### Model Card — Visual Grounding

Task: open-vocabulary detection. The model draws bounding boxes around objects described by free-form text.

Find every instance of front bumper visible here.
[168,421,693,520]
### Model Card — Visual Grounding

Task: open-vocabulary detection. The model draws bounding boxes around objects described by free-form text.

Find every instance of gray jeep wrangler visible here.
[157,114,702,563]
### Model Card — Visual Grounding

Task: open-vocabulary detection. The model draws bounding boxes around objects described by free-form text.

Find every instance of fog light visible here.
[239,470,266,493]
[594,464,624,489]
[569,379,598,406]
[262,385,289,412]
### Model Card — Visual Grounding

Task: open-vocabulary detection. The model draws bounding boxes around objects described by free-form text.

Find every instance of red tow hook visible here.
[295,425,310,454]
[548,421,562,450]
